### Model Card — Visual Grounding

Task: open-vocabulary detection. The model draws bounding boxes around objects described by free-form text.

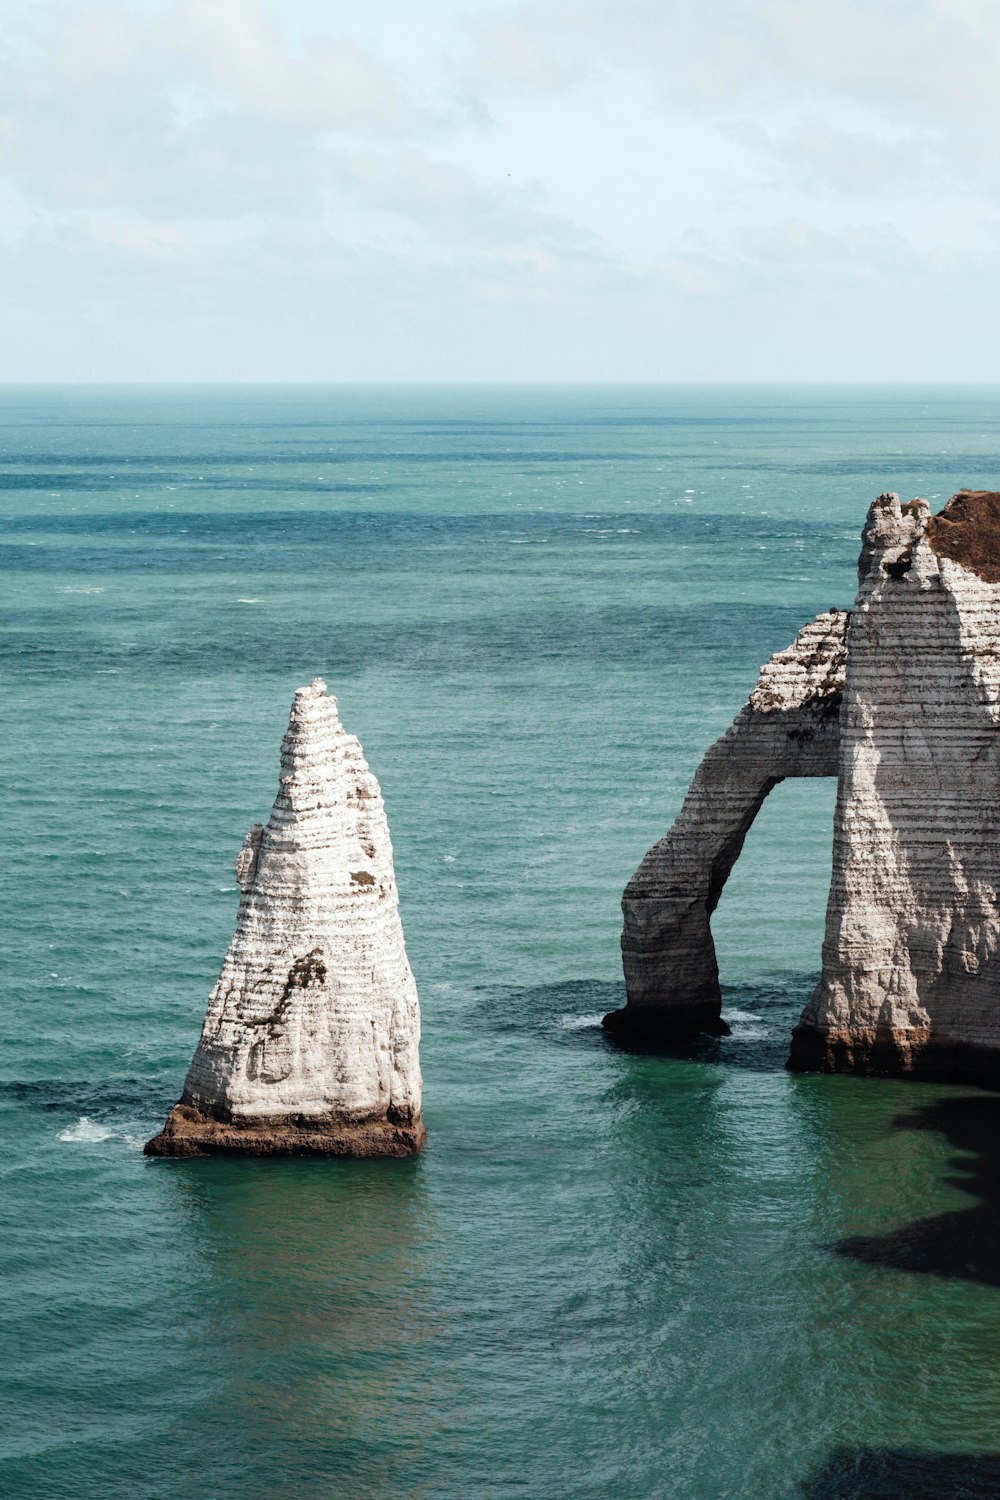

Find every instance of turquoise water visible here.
[4,385,1000,1498]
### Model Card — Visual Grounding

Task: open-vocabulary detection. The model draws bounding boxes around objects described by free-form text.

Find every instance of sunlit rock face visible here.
[146,679,424,1156]
[605,610,848,1041]
[615,488,1000,1080]
[790,492,1000,1078]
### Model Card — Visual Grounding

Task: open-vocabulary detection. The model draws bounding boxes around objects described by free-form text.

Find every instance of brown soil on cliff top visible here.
[927,489,1000,582]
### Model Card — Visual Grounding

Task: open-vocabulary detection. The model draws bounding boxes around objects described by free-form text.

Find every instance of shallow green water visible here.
[3,385,1000,1498]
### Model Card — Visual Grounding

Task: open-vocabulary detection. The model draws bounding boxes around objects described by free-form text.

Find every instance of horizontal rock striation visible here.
[146,679,424,1156]
[606,610,847,1041]
[790,492,1000,1079]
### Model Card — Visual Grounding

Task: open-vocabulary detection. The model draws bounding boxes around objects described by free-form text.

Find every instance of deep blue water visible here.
[4,385,1000,1499]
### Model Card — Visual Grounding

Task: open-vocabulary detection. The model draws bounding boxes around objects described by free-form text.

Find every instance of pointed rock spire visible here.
[146,679,425,1156]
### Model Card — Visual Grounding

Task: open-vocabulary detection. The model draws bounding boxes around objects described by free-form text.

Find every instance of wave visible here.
[58,1116,115,1143]
[557,1013,605,1031]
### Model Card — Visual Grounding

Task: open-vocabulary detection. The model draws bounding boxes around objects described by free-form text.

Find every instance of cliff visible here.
[146,679,425,1156]
[790,492,1000,1077]
[605,610,847,1040]
[615,489,1000,1081]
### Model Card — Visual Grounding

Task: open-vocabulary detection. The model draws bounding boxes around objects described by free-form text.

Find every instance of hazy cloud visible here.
[729,121,947,198]
[462,16,588,95]
[3,0,1000,378]
[323,148,604,258]
[163,0,415,131]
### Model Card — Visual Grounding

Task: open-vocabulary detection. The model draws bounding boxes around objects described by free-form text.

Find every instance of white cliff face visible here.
[146,679,424,1155]
[608,611,847,1039]
[749,610,850,714]
[791,493,1000,1075]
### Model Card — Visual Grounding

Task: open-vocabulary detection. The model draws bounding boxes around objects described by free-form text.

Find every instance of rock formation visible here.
[605,610,847,1040]
[146,679,425,1156]
[790,491,1000,1077]
[612,489,1000,1081]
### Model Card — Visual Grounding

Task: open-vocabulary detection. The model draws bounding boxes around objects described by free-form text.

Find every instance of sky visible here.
[2,0,1000,381]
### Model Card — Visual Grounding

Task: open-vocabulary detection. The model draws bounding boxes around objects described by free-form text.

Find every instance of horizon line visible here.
[3,378,1000,389]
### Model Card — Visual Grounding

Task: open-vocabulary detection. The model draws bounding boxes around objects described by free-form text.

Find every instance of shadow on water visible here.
[834,1093,1000,1287]
[478,983,1000,1290]
[798,1446,1000,1499]
[468,972,814,1073]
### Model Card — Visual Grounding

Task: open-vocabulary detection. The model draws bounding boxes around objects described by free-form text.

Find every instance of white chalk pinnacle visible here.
[146,679,424,1155]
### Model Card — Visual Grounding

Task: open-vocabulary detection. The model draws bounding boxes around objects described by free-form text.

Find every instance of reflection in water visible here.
[594,1027,844,1494]
[466,976,1000,1493]
[162,1158,438,1500]
[20,977,996,1499]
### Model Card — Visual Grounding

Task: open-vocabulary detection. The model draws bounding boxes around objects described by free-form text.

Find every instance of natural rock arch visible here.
[610,490,1000,1082]
[603,611,846,1039]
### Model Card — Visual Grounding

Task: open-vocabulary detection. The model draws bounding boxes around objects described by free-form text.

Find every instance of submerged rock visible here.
[146,679,424,1156]
[615,489,1000,1081]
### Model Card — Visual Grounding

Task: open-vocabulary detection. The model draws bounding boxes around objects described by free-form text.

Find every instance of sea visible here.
[3,384,1000,1500]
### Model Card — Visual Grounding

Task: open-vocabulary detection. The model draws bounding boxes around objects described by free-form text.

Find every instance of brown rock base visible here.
[602,1003,731,1042]
[144,1101,426,1158]
[787,1024,1000,1084]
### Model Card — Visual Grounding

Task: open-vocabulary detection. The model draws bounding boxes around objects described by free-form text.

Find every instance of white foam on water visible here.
[58,1117,114,1144]
[236,598,261,604]
[558,1013,604,1031]
[724,1011,771,1041]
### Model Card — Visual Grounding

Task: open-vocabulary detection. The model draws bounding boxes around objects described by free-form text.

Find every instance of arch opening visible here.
[709,775,837,1005]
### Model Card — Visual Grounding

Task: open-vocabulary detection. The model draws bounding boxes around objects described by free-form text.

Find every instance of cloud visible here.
[88,214,191,258]
[728,120,947,198]
[57,5,142,84]
[163,0,414,131]
[648,255,716,294]
[0,0,608,375]
[3,0,1000,379]
[323,148,604,259]
[731,217,919,274]
[467,0,1000,188]
[462,17,587,95]
[508,0,963,115]
[0,1,441,225]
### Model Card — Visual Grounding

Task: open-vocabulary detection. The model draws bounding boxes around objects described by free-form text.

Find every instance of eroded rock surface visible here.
[146,679,424,1156]
[605,610,847,1040]
[790,492,1000,1078]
